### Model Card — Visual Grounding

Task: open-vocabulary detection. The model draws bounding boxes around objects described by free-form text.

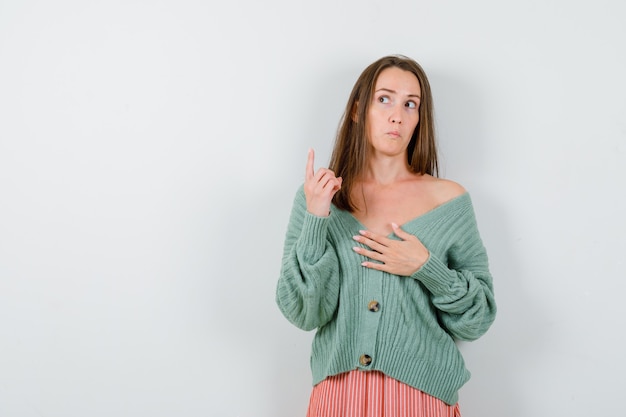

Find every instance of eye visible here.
[405,101,417,109]
[378,96,390,104]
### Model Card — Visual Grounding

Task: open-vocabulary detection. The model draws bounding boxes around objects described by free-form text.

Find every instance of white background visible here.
[1,1,625,416]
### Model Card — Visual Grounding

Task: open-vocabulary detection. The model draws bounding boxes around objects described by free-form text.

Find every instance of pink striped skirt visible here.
[306,370,460,417]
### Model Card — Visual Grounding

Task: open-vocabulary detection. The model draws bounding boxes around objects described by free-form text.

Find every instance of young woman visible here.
[276,55,496,417]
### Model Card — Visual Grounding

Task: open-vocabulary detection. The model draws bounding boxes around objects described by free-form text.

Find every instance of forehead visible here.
[374,66,421,95]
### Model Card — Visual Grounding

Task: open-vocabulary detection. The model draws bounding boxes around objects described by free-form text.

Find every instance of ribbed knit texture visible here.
[276,185,496,406]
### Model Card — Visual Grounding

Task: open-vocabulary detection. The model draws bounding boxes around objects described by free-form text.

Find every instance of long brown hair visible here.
[328,55,438,212]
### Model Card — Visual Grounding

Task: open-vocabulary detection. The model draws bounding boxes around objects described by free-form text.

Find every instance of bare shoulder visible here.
[425,176,467,203]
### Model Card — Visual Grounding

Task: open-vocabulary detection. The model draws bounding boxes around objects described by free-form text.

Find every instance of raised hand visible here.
[352,223,430,276]
[304,148,342,217]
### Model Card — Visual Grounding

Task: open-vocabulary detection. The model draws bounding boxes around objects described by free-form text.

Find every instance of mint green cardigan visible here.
[276,186,496,405]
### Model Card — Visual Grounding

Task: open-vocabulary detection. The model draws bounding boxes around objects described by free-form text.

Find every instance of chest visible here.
[349,184,439,236]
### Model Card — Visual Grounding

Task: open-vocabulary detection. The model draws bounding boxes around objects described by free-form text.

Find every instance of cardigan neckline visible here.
[332,192,470,237]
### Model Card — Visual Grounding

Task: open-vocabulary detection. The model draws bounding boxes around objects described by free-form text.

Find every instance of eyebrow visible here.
[375,88,421,99]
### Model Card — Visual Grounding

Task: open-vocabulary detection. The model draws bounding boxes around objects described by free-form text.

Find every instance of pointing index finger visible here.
[305,148,315,179]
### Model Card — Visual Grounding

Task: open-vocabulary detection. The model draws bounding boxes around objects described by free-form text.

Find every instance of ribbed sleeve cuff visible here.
[410,252,456,296]
[298,211,329,262]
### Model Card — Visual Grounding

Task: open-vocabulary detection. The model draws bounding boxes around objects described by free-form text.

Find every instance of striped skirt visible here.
[306,370,461,417]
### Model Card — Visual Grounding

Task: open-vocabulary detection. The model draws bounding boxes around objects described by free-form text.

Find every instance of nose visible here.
[389,104,402,124]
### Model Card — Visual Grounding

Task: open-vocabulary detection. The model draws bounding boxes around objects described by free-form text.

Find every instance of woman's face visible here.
[366,66,421,158]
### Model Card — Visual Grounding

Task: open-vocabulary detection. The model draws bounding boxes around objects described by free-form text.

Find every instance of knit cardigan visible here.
[276,185,496,405]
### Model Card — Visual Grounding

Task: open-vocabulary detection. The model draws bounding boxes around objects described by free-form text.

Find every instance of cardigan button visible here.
[368,300,380,312]
[359,354,372,366]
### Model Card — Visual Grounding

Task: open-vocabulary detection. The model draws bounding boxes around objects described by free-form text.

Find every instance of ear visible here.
[351,102,359,122]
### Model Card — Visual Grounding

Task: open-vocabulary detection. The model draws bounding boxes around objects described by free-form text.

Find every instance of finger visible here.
[318,171,341,191]
[333,177,343,192]
[305,148,315,180]
[354,232,387,252]
[353,246,384,261]
[391,223,412,240]
[361,260,386,271]
[392,223,421,245]
[315,171,333,191]
[313,167,336,182]
[325,176,342,193]
[358,230,389,247]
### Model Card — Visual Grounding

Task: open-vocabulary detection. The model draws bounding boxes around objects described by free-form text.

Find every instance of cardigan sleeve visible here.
[410,204,497,341]
[275,186,341,331]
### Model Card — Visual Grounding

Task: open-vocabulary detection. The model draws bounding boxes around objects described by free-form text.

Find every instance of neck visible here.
[363,154,412,186]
